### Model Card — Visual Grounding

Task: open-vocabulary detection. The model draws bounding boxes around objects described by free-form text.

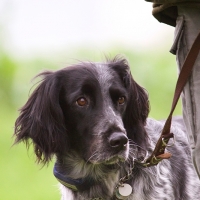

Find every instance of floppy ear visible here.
[126,77,149,124]
[124,72,150,151]
[14,71,68,164]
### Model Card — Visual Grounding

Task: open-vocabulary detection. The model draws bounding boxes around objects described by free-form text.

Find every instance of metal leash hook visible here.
[162,134,175,147]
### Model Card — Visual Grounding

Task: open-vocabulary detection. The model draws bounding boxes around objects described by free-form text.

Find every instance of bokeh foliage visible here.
[0,46,181,200]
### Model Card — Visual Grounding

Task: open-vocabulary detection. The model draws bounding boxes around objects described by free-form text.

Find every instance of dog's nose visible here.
[109,132,128,149]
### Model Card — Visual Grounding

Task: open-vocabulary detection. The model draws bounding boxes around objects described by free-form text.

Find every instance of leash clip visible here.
[162,134,175,147]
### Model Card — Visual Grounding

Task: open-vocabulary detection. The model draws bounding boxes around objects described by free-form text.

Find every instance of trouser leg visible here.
[175,6,200,177]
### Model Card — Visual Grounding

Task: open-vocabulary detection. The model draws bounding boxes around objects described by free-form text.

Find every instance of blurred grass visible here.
[0,46,181,200]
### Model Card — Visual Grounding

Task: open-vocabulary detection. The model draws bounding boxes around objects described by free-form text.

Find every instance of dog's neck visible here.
[54,151,128,199]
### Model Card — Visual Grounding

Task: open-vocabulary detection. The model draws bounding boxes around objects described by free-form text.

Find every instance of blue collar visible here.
[53,163,96,192]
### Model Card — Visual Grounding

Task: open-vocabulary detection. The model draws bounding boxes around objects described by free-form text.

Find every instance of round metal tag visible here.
[115,183,132,199]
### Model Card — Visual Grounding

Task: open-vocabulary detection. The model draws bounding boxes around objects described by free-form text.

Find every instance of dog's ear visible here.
[14,71,68,164]
[124,71,150,151]
[108,56,131,88]
[127,78,149,124]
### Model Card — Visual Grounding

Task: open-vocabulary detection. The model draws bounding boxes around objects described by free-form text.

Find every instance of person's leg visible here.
[175,6,200,177]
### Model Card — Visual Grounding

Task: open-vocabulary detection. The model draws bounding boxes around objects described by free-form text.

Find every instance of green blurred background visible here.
[0,1,181,200]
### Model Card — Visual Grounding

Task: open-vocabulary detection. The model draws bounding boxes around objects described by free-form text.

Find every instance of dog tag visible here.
[115,183,132,199]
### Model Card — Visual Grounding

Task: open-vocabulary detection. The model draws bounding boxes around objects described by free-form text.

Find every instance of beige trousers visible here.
[174,6,200,177]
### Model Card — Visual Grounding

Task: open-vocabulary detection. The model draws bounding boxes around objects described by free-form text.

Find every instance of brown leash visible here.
[141,32,200,167]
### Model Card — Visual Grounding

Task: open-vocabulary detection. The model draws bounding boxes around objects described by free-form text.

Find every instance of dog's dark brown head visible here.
[14,57,149,166]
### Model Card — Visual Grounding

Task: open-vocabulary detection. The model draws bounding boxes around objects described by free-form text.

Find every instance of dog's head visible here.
[14,57,149,165]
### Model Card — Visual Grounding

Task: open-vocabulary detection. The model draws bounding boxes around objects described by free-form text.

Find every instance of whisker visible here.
[86,150,99,164]
[128,139,148,152]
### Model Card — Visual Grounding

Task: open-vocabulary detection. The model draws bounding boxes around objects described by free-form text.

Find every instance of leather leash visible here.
[141,32,200,167]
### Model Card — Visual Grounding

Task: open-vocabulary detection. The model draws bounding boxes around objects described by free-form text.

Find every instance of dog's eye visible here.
[76,97,88,106]
[118,96,125,105]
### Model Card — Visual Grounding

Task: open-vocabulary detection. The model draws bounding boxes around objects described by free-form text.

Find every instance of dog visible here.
[14,57,200,200]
